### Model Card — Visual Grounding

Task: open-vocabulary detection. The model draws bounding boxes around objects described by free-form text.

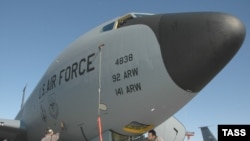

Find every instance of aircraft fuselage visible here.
[11,12,245,141]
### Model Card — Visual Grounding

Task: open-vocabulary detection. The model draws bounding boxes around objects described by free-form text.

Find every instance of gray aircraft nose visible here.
[121,12,246,92]
[158,12,245,92]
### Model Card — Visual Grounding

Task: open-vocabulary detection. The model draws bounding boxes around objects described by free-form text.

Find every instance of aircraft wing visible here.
[0,119,26,140]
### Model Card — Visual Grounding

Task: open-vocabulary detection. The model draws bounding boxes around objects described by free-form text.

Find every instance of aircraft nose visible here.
[158,12,246,92]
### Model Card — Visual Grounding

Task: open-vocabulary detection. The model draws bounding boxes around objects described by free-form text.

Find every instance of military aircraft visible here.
[200,126,217,141]
[0,12,245,141]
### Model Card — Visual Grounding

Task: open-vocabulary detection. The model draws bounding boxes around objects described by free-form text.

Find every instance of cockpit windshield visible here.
[102,22,115,32]
[133,13,153,18]
[102,13,153,32]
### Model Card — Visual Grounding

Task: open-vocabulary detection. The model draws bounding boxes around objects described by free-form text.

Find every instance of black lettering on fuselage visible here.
[59,69,65,85]
[87,53,95,72]
[59,52,95,85]
[47,75,56,91]
[126,82,141,93]
[40,52,95,100]
[79,58,86,75]
[71,62,78,79]
[124,67,138,79]
[115,87,124,96]
[39,83,46,99]
[65,66,71,82]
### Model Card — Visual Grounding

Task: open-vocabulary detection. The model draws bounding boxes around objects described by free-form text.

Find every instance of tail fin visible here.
[200,126,217,141]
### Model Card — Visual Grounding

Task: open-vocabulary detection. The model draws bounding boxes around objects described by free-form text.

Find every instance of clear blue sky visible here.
[0,1,249,141]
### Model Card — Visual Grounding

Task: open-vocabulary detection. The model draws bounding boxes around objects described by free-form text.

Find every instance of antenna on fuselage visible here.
[21,84,27,109]
[97,44,105,141]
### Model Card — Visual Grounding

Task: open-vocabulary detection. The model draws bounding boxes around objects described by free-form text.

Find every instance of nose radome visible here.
[159,12,246,92]
[119,12,246,92]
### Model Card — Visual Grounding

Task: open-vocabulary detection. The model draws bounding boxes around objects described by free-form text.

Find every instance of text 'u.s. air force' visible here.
[39,52,95,99]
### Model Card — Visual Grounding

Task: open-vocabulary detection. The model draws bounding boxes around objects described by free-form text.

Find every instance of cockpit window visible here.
[116,15,134,29]
[101,13,153,32]
[134,14,152,18]
[102,22,115,32]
